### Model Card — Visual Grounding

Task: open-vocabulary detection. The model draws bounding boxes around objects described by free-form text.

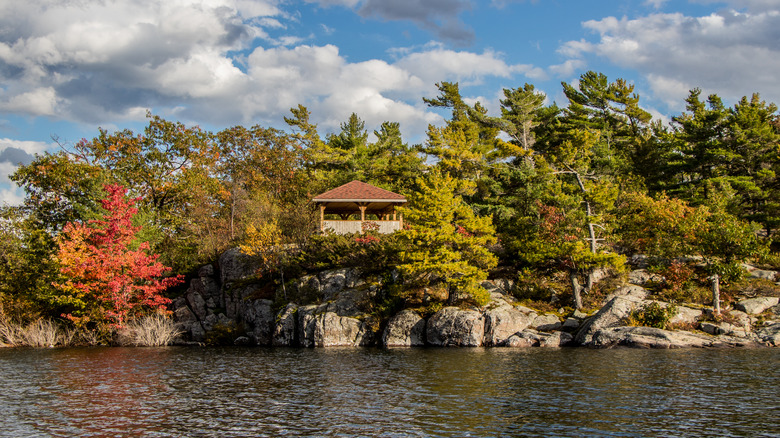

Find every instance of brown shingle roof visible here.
[313,180,406,202]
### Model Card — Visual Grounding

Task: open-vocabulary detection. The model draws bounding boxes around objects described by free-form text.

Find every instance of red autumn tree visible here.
[55,184,183,328]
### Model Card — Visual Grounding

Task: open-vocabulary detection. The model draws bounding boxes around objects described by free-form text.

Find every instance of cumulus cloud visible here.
[561,8,780,109]
[0,0,539,145]
[0,0,279,122]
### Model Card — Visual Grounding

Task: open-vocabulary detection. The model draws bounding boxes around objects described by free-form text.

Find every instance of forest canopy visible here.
[1,71,778,332]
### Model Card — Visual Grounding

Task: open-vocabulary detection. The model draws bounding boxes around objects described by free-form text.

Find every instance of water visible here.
[0,347,778,437]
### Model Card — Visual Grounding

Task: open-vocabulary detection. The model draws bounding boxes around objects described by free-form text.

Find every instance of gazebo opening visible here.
[312,180,407,234]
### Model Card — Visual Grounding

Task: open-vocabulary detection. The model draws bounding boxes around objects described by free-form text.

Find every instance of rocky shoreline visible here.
[172,248,780,349]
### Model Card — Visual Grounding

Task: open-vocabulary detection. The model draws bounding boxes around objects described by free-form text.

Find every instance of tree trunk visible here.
[570,270,583,310]
[711,274,721,315]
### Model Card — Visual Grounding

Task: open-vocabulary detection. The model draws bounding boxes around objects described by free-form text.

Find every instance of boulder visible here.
[505,329,572,347]
[575,295,644,345]
[271,303,298,346]
[240,298,274,346]
[562,317,580,331]
[590,326,757,348]
[699,322,752,338]
[483,305,535,346]
[628,269,662,286]
[297,304,319,347]
[747,268,778,281]
[735,297,780,315]
[312,312,374,347]
[532,313,562,331]
[427,307,485,347]
[668,306,702,326]
[219,248,260,288]
[383,310,426,347]
[756,323,780,346]
[185,284,208,320]
[605,285,648,302]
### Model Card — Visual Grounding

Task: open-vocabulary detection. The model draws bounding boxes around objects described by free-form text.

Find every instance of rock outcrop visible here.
[426,307,485,347]
[735,297,780,315]
[172,248,780,349]
[589,326,758,348]
[575,293,645,345]
[383,310,426,347]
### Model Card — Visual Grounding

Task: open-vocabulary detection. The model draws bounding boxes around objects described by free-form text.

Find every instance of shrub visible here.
[625,302,678,329]
[119,315,183,347]
[22,320,60,347]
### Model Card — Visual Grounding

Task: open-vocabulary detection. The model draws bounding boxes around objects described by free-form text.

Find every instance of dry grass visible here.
[0,318,73,347]
[119,315,183,347]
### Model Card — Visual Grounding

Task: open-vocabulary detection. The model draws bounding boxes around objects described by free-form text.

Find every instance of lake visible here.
[0,347,778,437]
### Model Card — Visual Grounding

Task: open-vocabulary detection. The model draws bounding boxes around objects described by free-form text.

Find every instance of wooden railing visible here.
[321,220,402,235]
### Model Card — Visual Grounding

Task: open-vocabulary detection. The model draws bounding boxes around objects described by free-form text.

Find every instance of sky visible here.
[2,0,780,205]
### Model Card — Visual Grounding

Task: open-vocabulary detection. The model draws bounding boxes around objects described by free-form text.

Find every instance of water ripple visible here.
[0,347,778,437]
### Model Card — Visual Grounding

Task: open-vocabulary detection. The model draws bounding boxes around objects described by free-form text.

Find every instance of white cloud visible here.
[549,59,586,78]
[0,0,538,145]
[562,8,780,108]
[0,87,60,116]
[394,44,540,86]
[0,138,50,156]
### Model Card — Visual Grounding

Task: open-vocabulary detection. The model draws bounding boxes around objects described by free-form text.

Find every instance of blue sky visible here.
[2,0,780,205]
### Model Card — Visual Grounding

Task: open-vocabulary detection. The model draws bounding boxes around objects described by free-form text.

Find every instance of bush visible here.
[0,317,73,347]
[22,319,60,347]
[625,302,678,329]
[119,315,183,347]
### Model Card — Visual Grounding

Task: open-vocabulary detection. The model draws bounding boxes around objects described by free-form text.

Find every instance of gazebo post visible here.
[319,204,326,231]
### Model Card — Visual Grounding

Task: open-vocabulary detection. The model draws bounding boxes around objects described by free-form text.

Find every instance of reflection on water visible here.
[0,347,778,437]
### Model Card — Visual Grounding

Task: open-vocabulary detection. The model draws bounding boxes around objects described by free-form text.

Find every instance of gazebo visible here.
[312,180,407,234]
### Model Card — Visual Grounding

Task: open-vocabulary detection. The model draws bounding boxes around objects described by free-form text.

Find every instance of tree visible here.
[617,192,767,313]
[396,169,498,306]
[54,184,183,329]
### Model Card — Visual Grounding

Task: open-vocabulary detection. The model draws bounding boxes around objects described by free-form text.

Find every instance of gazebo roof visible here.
[313,180,406,203]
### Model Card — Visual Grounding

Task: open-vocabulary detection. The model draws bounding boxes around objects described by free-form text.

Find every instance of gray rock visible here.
[233,336,251,346]
[383,310,426,347]
[628,269,662,286]
[198,264,214,278]
[668,305,702,326]
[532,313,562,331]
[219,247,260,288]
[727,310,753,329]
[190,323,206,342]
[562,317,580,331]
[504,329,572,347]
[312,312,374,347]
[319,268,350,299]
[241,298,274,346]
[589,267,611,285]
[572,310,589,320]
[699,321,749,338]
[748,269,778,281]
[427,307,485,347]
[484,305,535,346]
[735,297,780,315]
[297,305,319,347]
[605,285,648,302]
[272,303,298,347]
[185,285,208,320]
[756,323,780,346]
[575,295,644,345]
[590,326,756,348]
[542,331,573,347]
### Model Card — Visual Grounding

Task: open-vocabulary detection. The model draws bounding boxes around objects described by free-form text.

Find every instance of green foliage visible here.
[625,301,678,330]
[205,321,244,346]
[396,169,497,306]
